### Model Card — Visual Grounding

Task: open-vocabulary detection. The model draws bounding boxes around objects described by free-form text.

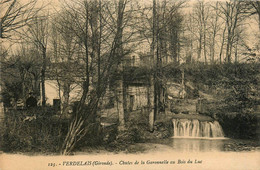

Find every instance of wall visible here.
[126,85,152,111]
[45,80,82,105]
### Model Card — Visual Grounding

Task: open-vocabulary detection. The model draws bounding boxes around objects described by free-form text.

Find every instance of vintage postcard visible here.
[0,0,259,169]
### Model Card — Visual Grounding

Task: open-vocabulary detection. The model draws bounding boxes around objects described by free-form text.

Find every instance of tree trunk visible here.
[41,47,46,106]
[219,26,226,64]
[61,1,90,155]
[116,0,126,131]
[150,0,157,132]
[198,33,202,60]
[202,6,207,65]
[149,77,155,132]
[117,79,125,130]
[203,32,207,64]
[226,30,232,63]
[63,82,70,114]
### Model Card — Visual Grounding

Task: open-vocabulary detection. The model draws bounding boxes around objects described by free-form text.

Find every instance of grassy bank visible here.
[1,108,68,153]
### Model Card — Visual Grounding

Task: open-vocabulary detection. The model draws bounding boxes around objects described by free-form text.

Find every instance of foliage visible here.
[165,63,259,85]
[106,111,146,152]
[1,47,42,106]
[123,66,152,85]
[217,112,258,140]
[107,110,172,152]
[166,63,259,110]
[1,108,67,153]
[74,122,104,150]
[171,63,260,140]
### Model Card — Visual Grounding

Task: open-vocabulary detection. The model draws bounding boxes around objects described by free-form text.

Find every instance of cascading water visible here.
[172,119,225,139]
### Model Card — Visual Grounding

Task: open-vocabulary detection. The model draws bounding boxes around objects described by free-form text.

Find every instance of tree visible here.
[0,0,39,39]
[1,45,41,106]
[208,2,220,64]
[135,0,185,131]
[60,0,135,155]
[190,0,209,64]
[240,1,260,29]
[115,0,126,130]
[219,1,245,63]
[22,15,49,106]
[185,13,196,63]
[250,2,260,29]
[50,10,82,114]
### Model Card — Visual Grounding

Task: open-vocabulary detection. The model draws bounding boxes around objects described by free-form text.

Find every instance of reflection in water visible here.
[149,137,260,152]
[153,138,229,152]
[170,138,226,152]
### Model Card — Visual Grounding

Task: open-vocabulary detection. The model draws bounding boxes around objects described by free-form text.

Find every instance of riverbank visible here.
[222,139,260,152]
[2,137,259,156]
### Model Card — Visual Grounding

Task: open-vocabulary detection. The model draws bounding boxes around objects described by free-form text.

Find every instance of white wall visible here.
[45,80,82,105]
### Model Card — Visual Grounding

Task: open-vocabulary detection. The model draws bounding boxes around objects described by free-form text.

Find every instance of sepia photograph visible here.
[0,0,260,169]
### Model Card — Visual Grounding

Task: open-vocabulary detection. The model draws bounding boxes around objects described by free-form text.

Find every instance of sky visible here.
[2,0,259,54]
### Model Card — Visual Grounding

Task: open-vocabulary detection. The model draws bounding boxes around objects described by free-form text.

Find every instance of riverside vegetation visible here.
[1,63,259,154]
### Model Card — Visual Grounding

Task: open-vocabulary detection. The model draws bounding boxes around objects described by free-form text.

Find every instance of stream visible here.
[146,137,260,152]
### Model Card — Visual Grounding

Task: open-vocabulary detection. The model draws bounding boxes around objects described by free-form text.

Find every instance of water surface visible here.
[149,138,259,152]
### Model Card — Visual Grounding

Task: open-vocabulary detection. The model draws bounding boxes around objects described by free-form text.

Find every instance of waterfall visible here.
[172,119,225,138]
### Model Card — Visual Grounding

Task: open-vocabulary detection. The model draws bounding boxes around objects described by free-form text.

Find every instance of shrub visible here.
[217,112,258,140]
[106,109,173,152]
[73,122,105,151]
[1,108,68,153]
